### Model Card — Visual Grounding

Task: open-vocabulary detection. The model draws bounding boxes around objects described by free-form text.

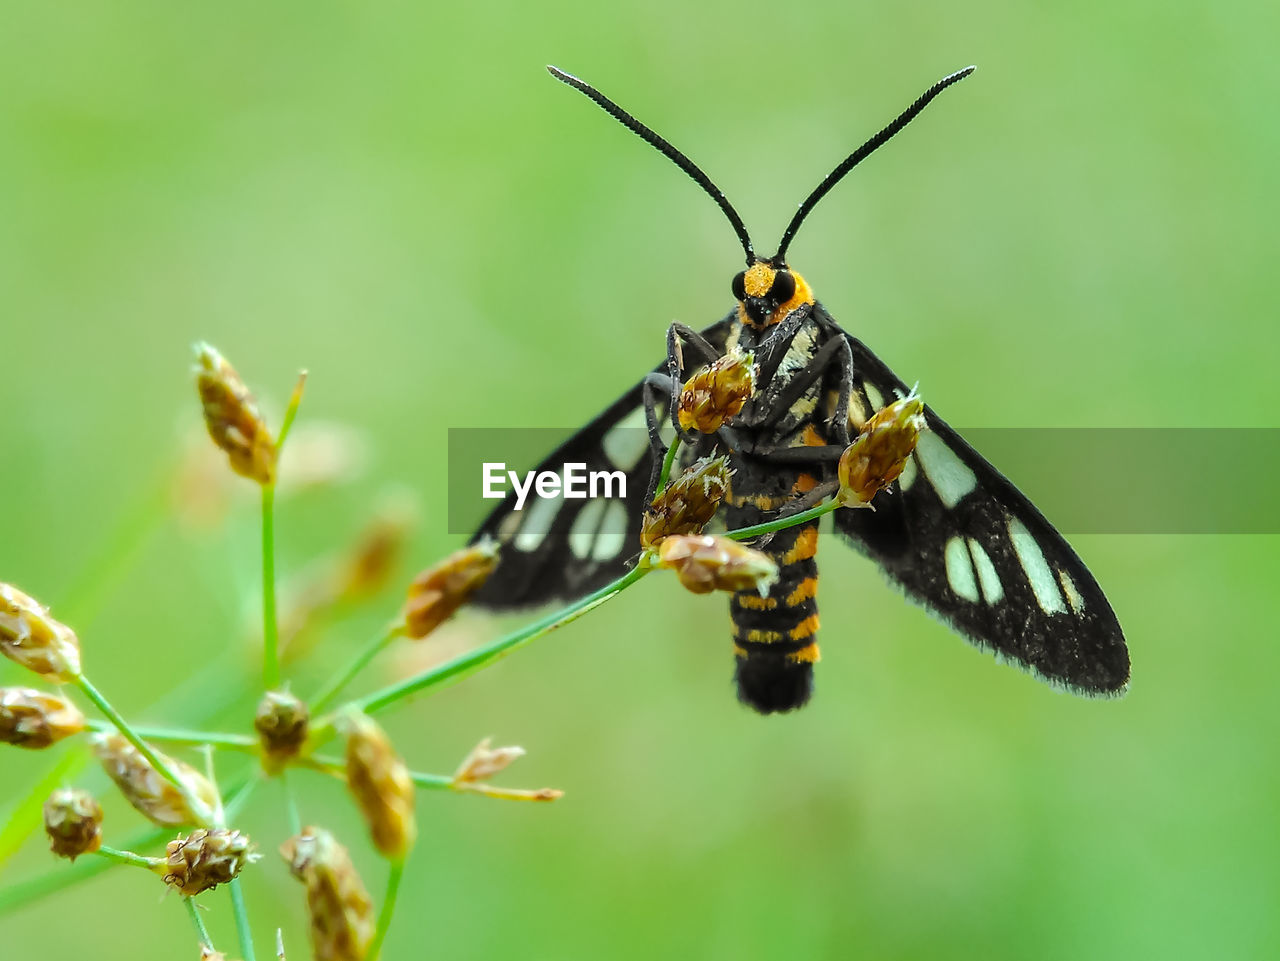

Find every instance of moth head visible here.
[731,261,812,328]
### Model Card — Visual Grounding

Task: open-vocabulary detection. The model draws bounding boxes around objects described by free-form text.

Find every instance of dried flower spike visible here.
[657,534,779,597]
[163,828,257,896]
[838,394,926,506]
[0,583,82,682]
[343,712,416,860]
[255,689,309,773]
[640,455,732,549]
[453,737,526,784]
[92,733,218,827]
[44,787,103,860]
[401,540,499,640]
[677,348,757,434]
[194,342,277,485]
[0,686,86,749]
[280,827,374,961]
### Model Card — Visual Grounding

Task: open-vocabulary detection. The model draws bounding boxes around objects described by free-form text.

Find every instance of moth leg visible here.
[740,335,851,434]
[749,444,846,464]
[668,322,724,370]
[641,371,677,501]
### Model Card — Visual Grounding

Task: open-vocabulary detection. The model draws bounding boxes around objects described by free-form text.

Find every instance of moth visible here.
[470,66,1129,713]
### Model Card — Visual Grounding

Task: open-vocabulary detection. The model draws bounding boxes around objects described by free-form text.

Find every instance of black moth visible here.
[471,66,1129,713]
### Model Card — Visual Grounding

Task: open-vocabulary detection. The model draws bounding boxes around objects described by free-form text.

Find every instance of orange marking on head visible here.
[782,527,819,564]
[785,577,818,607]
[786,642,821,664]
[788,614,820,640]
[772,269,814,324]
[742,262,774,298]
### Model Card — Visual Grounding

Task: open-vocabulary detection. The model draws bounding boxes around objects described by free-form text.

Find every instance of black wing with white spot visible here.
[832,327,1129,695]
[469,316,734,610]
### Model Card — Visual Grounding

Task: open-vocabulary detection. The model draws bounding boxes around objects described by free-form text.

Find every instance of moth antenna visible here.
[547,66,756,266]
[773,66,976,263]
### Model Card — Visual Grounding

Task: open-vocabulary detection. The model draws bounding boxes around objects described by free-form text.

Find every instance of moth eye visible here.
[770,270,796,303]
[731,272,747,302]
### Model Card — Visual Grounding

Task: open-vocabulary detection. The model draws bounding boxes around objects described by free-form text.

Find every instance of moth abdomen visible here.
[730,521,821,714]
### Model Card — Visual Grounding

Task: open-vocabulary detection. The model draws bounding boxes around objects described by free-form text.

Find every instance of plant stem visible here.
[367,860,405,961]
[95,845,163,870]
[185,895,214,949]
[655,434,682,494]
[309,622,404,713]
[312,563,650,743]
[281,768,302,835]
[230,879,257,961]
[84,719,258,751]
[262,484,280,690]
[73,673,214,826]
[725,497,841,541]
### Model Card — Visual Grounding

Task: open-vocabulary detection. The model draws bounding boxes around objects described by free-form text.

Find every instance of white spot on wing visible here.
[967,539,1003,604]
[1006,516,1067,614]
[1058,569,1085,614]
[898,454,918,491]
[914,432,978,509]
[944,536,980,602]
[862,380,884,412]
[601,409,651,472]
[514,494,560,553]
[568,498,607,559]
[592,501,630,562]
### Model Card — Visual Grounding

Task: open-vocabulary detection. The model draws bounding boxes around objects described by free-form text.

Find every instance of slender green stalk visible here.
[224,775,259,822]
[73,673,214,825]
[725,497,841,541]
[281,769,302,836]
[309,622,404,713]
[185,895,214,949]
[655,434,682,494]
[277,370,308,452]
[262,483,280,690]
[367,860,405,961]
[312,563,650,744]
[229,878,257,961]
[95,845,163,870]
[84,719,258,751]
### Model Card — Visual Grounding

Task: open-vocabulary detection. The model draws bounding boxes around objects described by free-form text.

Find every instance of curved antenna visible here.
[773,66,976,263]
[547,66,756,265]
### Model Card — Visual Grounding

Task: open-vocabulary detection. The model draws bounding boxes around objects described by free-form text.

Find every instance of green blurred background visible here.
[2,0,1278,958]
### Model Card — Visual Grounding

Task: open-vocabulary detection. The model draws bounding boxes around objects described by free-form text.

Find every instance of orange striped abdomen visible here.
[730,521,820,713]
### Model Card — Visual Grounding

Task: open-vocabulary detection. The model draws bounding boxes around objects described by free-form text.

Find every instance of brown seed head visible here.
[401,540,499,640]
[343,713,416,860]
[453,737,526,784]
[43,787,103,860]
[194,342,277,486]
[640,455,732,549]
[280,826,374,961]
[92,733,219,827]
[677,349,757,434]
[334,500,416,605]
[0,583,82,682]
[0,687,86,749]
[163,828,257,896]
[656,534,779,596]
[838,395,926,506]
[255,689,309,772]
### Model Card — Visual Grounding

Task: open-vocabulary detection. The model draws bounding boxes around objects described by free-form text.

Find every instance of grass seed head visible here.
[255,689,310,772]
[401,540,499,640]
[657,534,779,597]
[193,342,277,486]
[343,712,416,860]
[43,787,103,860]
[677,349,757,434]
[92,732,219,827]
[453,737,526,784]
[0,686,86,749]
[163,828,257,896]
[838,394,926,506]
[280,826,374,961]
[0,583,82,682]
[640,455,732,549]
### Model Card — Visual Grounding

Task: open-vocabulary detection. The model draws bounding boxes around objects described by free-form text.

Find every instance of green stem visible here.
[312,563,650,743]
[229,878,257,961]
[185,895,214,949]
[725,497,841,541]
[84,719,258,751]
[277,370,307,452]
[262,483,280,690]
[73,673,214,826]
[367,860,406,961]
[95,845,163,870]
[281,768,302,836]
[309,622,404,713]
[655,434,682,495]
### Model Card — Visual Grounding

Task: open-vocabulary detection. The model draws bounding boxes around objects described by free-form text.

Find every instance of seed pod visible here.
[43,787,103,860]
[640,455,732,549]
[838,394,926,506]
[677,349,756,434]
[92,733,218,827]
[255,689,309,773]
[163,828,256,896]
[656,534,779,597]
[0,687,86,749]
[193,342,277,486]
[0,583,82,683]
[343,713,416,860]
[401,541,499,640]
[280,827,374,961]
